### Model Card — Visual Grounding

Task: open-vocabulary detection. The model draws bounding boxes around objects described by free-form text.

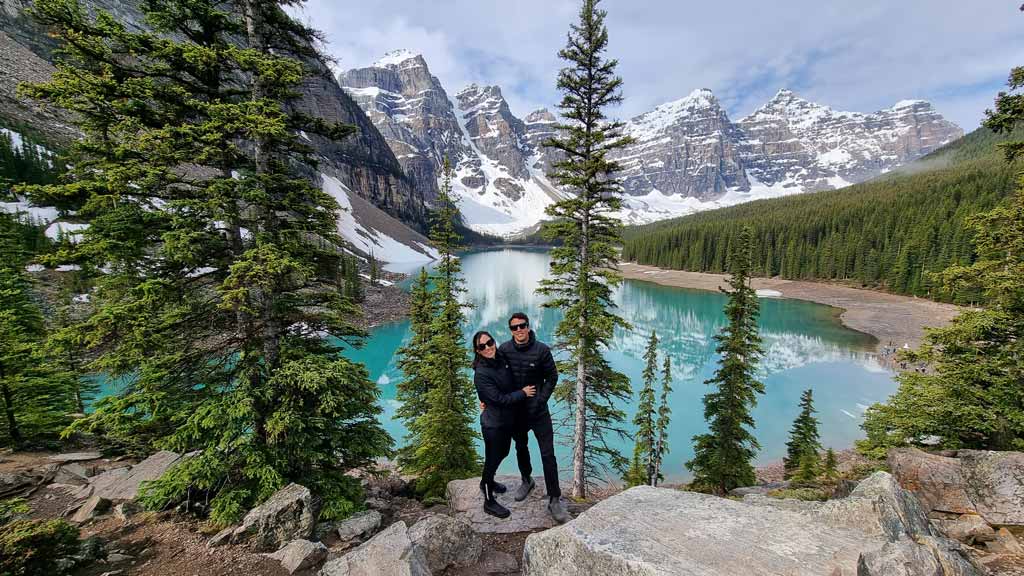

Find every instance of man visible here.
[498,312,571,524]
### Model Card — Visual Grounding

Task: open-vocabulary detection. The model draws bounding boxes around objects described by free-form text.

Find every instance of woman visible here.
[472,330,536,518]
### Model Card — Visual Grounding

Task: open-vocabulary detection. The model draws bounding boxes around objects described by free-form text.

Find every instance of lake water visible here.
[344,248,896,483]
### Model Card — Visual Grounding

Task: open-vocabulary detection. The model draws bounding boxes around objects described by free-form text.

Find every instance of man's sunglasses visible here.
[476,338,496,351]
[509,322,529,332]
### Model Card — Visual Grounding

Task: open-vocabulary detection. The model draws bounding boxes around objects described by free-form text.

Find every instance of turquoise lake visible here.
[345,248,896,483]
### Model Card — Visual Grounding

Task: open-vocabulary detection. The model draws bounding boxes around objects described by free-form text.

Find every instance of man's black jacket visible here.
[499,330,558,419]
[474,352,525,429]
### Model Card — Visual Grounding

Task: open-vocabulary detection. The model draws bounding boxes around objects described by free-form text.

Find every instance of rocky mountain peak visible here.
[372,49,424,69]
[525,108,557,124]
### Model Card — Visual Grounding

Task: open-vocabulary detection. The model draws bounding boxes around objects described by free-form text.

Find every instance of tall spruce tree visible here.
[540,0,634,499]
[394,267,436,468]
[0,219,75,446]
[686,226,764,494]
[652,354,672,486]
[624,331,658,487]
[21,0,389,523]
[401,159,479,499]
[783,389,822,479]
[860,63,1024,455]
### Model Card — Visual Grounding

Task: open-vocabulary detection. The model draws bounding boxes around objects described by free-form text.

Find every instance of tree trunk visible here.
[572,210,590,500]
[1,369,22,445]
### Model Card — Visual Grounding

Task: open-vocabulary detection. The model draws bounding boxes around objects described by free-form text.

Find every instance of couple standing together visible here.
[471,312,571,524]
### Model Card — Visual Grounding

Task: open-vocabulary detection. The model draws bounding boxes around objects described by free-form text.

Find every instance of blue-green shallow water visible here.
[344,248,895,483]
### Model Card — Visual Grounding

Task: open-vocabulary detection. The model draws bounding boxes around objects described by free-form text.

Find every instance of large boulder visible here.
[524,476,981,576]
[227,483,317,552]
[90,450,186,501]
[888,448,975,515]
[319,521,430,576]
[407,514,482,573]
[448,475,556,534]
[958,450,1024,527]
[934,514,996,545]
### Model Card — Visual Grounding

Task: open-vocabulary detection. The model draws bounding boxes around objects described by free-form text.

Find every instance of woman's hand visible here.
[522,385,537,397]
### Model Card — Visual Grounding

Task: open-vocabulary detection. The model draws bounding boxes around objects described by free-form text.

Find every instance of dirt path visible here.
[620,262,963,352]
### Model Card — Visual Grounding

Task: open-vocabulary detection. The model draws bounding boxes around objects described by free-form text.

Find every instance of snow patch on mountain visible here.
[373,49,421,68]
[321,173,437,268]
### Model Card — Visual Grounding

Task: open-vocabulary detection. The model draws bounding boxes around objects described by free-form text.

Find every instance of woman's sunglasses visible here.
[476,338,496,351]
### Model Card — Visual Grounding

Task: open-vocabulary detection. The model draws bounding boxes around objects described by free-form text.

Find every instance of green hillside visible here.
[621,126,1023,303]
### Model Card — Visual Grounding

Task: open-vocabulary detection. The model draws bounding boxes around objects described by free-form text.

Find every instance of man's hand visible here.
[523,385,537,397]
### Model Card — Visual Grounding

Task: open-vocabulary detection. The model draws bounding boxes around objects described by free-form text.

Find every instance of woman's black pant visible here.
[481,425,513,491]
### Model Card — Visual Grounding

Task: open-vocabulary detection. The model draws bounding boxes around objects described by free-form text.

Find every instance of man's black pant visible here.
[514,412,561,498]
[481,425,513,491]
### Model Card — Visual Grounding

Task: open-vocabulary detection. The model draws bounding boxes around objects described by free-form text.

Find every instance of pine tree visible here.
[860,64,1024,454]
[783,389,822,479]
[394,267,435,468]
[402,159,479,499]
[624,331,658,487]
[652,354,672,486]
[686,226,765,494]
[0,219,75,446]
[791,450,822,487]
[822,447,840,481]
[540,0,634,499]
[369,252,379,286]
[21,0,389,523]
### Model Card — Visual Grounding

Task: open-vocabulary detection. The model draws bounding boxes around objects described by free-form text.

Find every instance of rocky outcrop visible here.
[447,475,558,534]
[523,474,980,576]
[1,2,426,234]
[216,483,317,552]
[333,510,382,542]
[890,448,1024,527]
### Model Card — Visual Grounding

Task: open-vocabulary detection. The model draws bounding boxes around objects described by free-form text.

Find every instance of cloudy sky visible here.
[291,1,1023,131]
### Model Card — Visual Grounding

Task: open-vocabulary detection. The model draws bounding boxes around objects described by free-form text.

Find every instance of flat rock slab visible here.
[48,452,103,463]
[448,476,557,534]
[90,450,184,501]
[523,485,882,576]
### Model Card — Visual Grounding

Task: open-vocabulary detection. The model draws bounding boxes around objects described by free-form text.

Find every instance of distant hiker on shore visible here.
[472,330,535,518]
[498,312,571,524]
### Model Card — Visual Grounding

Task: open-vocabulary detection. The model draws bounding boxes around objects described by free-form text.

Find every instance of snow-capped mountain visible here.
[338,51,566,237]
[340,52,962,237]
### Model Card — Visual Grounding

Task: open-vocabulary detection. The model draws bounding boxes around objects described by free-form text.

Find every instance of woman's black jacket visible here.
[474,352,525,430]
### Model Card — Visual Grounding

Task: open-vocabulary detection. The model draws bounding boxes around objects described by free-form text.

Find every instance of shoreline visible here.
[620,262,962,353]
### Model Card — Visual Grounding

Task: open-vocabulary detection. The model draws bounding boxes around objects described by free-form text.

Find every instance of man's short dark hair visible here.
[509,312,529,326]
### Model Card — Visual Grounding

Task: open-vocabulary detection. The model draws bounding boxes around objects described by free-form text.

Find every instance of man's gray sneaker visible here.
[548,497,571,524]
[513,477,535,502]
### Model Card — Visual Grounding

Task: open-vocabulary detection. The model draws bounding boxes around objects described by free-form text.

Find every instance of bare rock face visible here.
[523,474,980,576]
[523,108,561,175]
[319,521,430,576]
[889,447,977,515]
[70,494,111,524]
[456,84,531,184]
[616,88,751,201]
[957,450,1024,527]
[935,514,997,545]
[448,475,558,534]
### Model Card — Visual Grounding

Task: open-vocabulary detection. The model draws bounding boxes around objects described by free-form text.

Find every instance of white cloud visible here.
[294,0,1022,131]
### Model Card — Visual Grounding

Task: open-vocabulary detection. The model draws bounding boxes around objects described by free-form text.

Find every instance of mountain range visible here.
[1,3,964,258]
[338,50,963,236]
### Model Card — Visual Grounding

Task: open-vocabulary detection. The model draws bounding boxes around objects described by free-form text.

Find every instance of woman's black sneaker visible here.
[484,498,511,518]
[492,481,508,494]
[481,485,511,518]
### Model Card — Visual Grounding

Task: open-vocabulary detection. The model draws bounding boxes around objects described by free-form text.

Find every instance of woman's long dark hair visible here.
[471,330,495,369]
